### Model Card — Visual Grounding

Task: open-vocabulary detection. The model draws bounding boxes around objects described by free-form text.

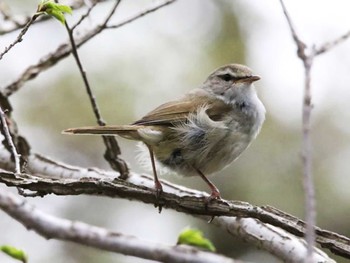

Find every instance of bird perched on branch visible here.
[64,64,265,202]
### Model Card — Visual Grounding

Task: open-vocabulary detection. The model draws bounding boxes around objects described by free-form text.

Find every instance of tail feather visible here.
[63,125,142,140]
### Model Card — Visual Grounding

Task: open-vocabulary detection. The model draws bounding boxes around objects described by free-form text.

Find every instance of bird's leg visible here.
[193,167,221,203]
[146,145,163,200]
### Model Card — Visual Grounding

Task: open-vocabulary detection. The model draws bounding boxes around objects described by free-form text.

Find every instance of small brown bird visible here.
[64,64,265,200]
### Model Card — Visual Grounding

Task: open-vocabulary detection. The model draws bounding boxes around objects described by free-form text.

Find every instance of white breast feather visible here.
[137,128,163,144]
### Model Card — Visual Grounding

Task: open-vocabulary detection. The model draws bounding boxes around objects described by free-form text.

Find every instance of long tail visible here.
[63,125,142,141]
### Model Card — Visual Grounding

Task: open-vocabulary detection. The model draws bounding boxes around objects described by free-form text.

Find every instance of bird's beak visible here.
[246,75,260,82]
[235,75,260,84]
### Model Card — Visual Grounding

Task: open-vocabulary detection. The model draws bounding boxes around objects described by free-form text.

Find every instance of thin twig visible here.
[0,0,107,36]
[1,0,177,97]
[107,0,176,29]
[63,0,129,178]
[0,2,22,27]
[315,29,350,56]
[69,0,121,125]
[0,14,39,60]
[0,107,20,173]
[279,1,350,262]
[64,22,106,126]
[279,0,307,60]
[279,0,316,261]
[71,1,99,31]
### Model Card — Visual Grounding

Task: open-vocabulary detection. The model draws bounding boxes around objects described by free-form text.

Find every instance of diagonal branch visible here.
[0,0,109,35]
[0,14,39,60]
[63,0,129,178]
[0,0,177,97]
[315,28,350,56]
[106,0,177,29]
[0,106,20,173]
[0,189,238,263]
[279,0,307,61]
[212,217,335,263]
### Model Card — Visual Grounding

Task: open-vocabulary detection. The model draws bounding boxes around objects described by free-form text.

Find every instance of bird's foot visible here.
[154,181,163,213]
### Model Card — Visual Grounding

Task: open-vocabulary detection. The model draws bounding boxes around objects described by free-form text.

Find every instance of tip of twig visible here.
[62,128,74,134]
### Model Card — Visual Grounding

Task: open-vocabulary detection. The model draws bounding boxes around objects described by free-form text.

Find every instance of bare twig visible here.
[279,1,350,262]
[0,107,20,173]
[0,0,110,35]
[71,1,99,31]
[301,55,316,261]
[0,189,238,263]
[0,13,57,36]
[63,0,129,178]
[1,0,177,97]
[0,14,39,60]
[107,0,177,29]
[279,0,307,60]
[279,2,316,260]
[65,0,122,127]
[0,93,31,170]
[315,29,350,56]
[0,2,22,27]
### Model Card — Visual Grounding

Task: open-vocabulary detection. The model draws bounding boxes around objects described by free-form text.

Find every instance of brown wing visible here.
[133,93,232,126]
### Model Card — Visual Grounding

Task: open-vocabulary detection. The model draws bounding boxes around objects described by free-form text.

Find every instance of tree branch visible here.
[0,0,177,97]
[0,106,20,173]
[0,0,109,35]
[315,29,350,56]
[212,217,335,263]
[63,0,129,178]
[0,150,348,260]
[279,1,350,261]
[106,0,177,29]
[0,14,39,60]
[0,189,239,263]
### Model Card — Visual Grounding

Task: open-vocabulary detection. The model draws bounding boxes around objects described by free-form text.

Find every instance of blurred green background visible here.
[1,0,350,262]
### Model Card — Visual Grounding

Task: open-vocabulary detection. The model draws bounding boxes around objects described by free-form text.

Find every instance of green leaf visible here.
[1,245,28,263]
[37,0,72,24]
[47,9,66,24]
[177,228,216,252]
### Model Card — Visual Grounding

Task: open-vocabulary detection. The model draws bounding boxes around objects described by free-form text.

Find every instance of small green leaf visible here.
[177,228,216,252]
[37,0,72,24]
[55,4,72,15]
[1,245,28,263]
[47,9,66,24]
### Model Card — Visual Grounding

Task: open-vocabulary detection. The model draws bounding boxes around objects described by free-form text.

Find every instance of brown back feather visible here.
[133,94,231,126]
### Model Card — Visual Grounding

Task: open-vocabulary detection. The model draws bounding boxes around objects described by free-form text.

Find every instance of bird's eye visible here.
[218,74,234,82]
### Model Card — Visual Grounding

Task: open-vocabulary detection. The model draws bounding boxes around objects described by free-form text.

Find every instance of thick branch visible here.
[212,217,335,263]
[0,189,238,263]
[0,150,348,259]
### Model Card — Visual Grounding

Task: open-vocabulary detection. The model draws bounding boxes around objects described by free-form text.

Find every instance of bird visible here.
[64,64,265,201]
